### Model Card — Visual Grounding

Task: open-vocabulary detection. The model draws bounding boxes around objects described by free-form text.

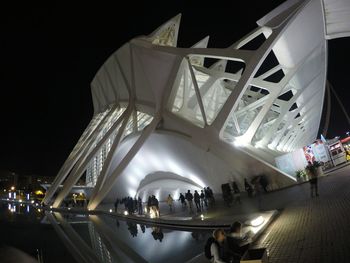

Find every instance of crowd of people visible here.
[221,176,269,207]
[178,187,215,214]
[115,196,143,215]
[112,178,272,218]
[113,186,216,218]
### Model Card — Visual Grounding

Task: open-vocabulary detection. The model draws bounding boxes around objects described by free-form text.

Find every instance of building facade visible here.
[44,0,350,209]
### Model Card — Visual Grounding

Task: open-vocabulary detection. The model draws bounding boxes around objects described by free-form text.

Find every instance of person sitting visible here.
[204,229,226,263]
[226,221,250,260]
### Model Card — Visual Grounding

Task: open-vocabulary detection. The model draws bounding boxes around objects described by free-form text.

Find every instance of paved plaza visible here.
[53,164,350,262]
[252,166,350,263]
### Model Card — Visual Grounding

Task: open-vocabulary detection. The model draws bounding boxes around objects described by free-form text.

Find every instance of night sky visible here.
[1,2,349,177]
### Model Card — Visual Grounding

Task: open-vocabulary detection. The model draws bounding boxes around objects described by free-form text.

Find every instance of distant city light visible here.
[109,209,113,213]
[124,210,128,216]
[10,186,15,191]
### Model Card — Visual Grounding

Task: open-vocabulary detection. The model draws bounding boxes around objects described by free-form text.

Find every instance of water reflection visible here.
[151,226,164,242]
[48,211,210,263]
[2,202,44,223]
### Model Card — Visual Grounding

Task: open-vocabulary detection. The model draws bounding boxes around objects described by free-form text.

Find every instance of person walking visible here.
[179,193,186,209]
[114,198,119,213]
[194,190,201,212]
[306,161,319,197]
[232,182,241,204]
[200,190,205,210]
[147,196,152,214]
[207,187,215,206]
[185,190,194,213]
[166,194,174,212]
[244,178,253,197]
[259,174,269,193]
[137,197,143,215]
[252,178,262,210]
[153,195,160,218]
[204,188,209,207]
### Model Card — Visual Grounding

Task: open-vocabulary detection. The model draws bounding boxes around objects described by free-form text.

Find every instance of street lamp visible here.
[10,186,15,191]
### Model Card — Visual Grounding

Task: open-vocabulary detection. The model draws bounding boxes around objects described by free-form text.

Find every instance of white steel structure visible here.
[44,0,350,209]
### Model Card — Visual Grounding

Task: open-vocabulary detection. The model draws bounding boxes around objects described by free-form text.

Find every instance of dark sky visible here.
[1,1,349,177]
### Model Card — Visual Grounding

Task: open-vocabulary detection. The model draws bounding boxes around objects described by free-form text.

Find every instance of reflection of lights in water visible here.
[8,193,12,199]
[124,210,129,216]
[27,205,30,213]
[149,209,156,219]
[251,216,264,227]
[8,204,11,211]
[50,206,53,209]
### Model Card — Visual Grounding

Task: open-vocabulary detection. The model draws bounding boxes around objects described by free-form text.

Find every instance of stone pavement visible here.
[252,165,350,263]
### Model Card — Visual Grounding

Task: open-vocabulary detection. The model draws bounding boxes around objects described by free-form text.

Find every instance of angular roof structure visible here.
[44,0,350,209]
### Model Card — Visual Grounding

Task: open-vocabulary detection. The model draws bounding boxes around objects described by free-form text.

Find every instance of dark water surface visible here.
[0,202,209,262]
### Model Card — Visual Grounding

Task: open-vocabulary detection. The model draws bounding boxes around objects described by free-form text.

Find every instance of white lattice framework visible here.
[43,0,350,209]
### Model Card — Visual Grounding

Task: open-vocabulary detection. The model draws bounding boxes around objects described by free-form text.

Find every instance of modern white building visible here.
[43,0,350,209]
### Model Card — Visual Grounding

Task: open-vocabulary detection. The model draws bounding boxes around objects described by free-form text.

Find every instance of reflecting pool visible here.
[0,202,210,262]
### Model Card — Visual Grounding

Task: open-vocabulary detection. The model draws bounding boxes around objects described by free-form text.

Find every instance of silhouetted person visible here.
[232,182,241,204]
[194,190,201,212]
[244,178,253,197]
[185,190,194,213]
[306,161,319,197]
[178,193,186,208]
[140,224,146,233]
[114,198,119,212]
[137,197,143,215]
[200,190,205,210]
[259,175,269,193]
[207,187,215,205]
[225,221,250,262]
